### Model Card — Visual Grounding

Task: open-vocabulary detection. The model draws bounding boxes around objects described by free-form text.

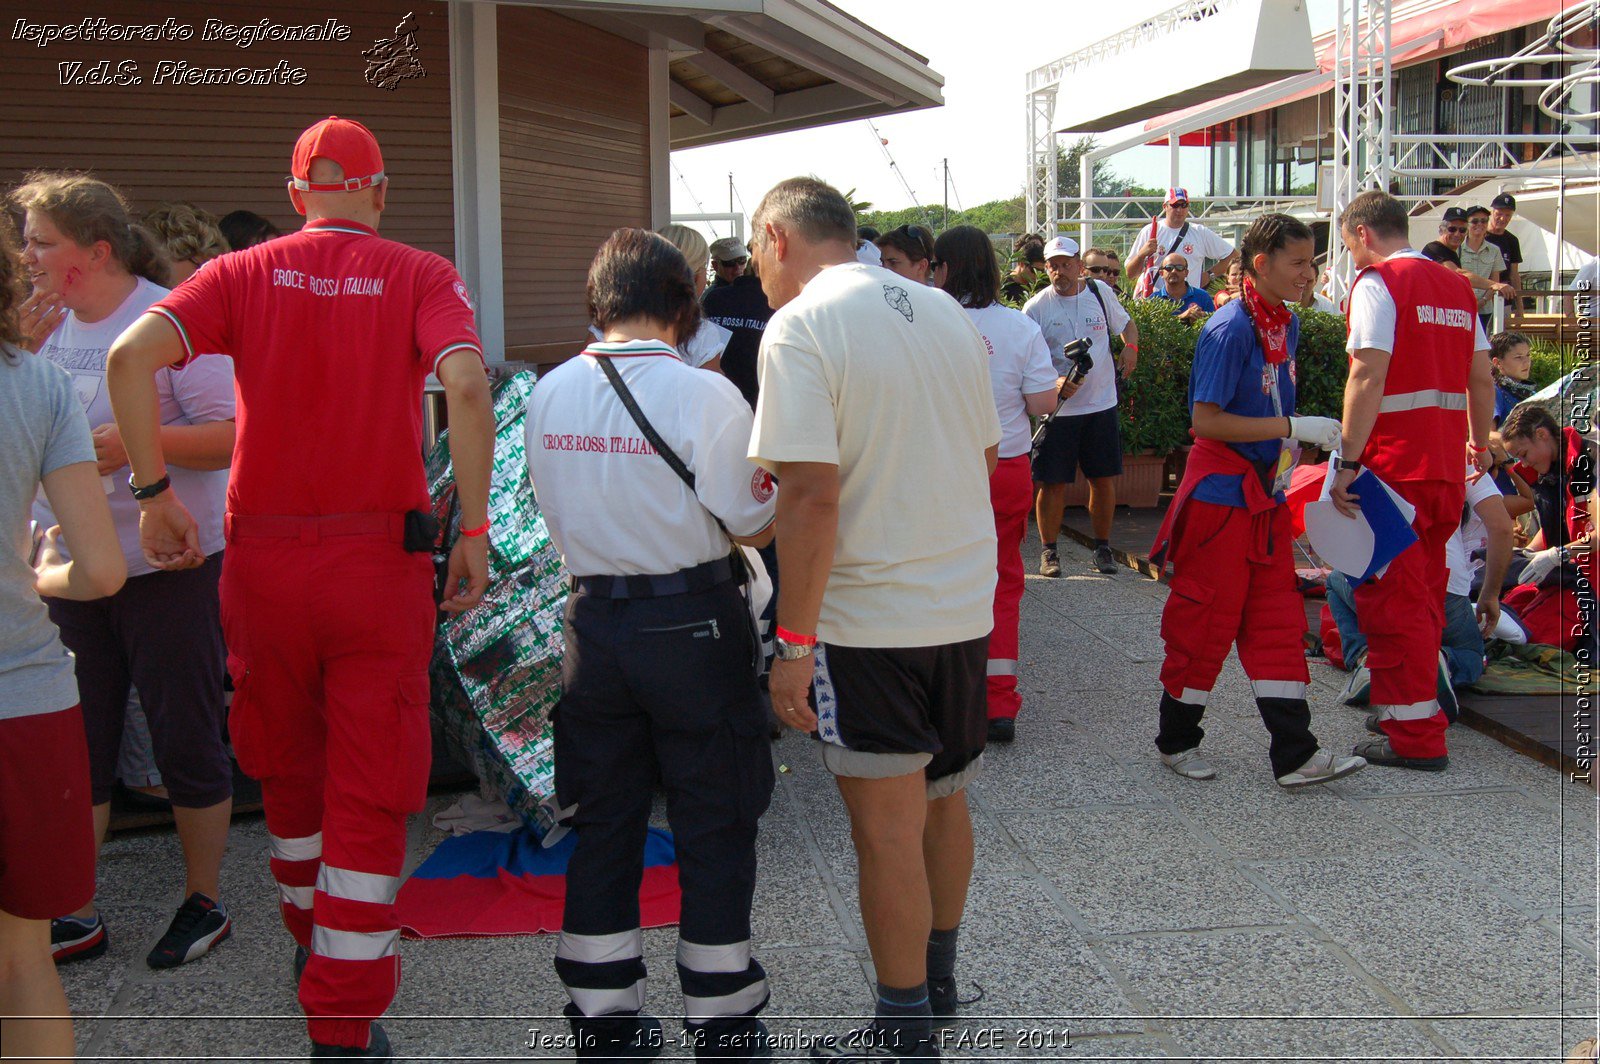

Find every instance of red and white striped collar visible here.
[583,339,680,359]
[301,218,377,238]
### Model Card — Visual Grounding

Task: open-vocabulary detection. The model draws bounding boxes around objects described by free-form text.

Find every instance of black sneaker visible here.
[1352,735,1448,772]
[312,1021,393,1060]
[146,892,231,969]
[1092,545,1118,574]
[986,718,1015,744]
[1039,547,1061,578]
[1436,651,1460,723]
[928,977,983,1030]
[808,1025,939,1061]
[51,913,107,964]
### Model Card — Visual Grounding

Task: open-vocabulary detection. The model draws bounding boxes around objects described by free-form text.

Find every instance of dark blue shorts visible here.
[1032,406,1123,484]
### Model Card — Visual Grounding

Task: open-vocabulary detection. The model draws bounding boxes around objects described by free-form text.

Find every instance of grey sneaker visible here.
[1276,749,1367,788]
[1339,652,1371,706]
[1160,747,1217,780]
[1039,546,1061,578]
[1352,734,1448,772]
[1092,545,1117,574]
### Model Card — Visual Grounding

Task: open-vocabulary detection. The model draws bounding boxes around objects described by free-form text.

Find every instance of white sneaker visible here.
[1339,653,1371,706]
[1276,749,1367,788]
[1160,747,1217,780]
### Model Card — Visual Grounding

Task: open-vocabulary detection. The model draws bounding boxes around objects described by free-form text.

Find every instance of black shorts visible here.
[1032,406,1123,485]
[811,637,987,797]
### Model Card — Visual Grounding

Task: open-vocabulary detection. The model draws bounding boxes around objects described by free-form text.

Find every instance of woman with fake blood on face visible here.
[13,172,239,971]
[1148,213,1368,790]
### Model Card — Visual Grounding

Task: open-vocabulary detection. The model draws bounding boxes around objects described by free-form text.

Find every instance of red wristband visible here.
[460,519,490,538]
[1469,443,1488,453]
[775,626,817,647]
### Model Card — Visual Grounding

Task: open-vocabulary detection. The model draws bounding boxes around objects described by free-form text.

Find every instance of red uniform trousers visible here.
[221,514,435,1049]
[1353,479,1464,759]
[987,454,1033,720]
[1157,500,1317,775]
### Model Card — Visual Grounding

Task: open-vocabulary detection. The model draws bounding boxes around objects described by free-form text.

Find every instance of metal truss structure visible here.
[1327,0,1392,292]
[1023,0,1247,235]
[1447,1,1600,123]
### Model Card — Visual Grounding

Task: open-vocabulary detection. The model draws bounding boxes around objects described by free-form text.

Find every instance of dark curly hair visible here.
[1239,213,1314,277]
[586,228,701,342]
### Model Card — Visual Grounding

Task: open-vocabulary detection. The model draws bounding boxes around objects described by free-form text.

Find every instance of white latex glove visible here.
[1288,415,1343,451]
[1519,545,1564,585]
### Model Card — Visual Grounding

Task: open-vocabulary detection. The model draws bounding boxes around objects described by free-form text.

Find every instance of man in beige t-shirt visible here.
[748,177,1000,1059]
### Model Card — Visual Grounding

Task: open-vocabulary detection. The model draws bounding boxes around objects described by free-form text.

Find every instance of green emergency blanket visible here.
[1466,641,1598,696]
[425,372,567,834]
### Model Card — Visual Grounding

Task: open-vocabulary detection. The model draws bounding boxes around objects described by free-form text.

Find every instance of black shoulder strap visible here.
[595,355,732,538]
[1086,278,1109,320]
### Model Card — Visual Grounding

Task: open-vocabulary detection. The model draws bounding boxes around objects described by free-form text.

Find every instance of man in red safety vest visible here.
[1332,190,1495,772]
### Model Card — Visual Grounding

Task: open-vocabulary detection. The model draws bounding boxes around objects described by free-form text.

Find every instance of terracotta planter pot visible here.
[1062,453,1167,509]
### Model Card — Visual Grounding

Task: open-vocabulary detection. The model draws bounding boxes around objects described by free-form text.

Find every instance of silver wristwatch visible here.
[774,637,815,661]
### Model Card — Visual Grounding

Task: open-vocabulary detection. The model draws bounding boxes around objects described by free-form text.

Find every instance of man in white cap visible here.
[1023,235,1140,576]
[1125,188,1237,297]
[706,236,749,297]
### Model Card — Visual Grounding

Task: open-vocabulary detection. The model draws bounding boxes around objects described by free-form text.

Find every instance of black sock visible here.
[927,925,959,982]
[1094,538,1109,549]
[1043,540,1058,551]
[875,981,932,1048]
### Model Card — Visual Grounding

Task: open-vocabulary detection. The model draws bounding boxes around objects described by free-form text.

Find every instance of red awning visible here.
[1141,0,1566,139]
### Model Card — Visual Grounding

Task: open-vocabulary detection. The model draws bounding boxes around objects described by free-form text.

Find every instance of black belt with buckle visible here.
[571,555,737,599]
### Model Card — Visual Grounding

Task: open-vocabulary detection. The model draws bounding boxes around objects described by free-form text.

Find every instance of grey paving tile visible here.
[81,977,305,1061]
[973,723,1156,811]
[951,932,1144,1037]
[1003,807,1291,935]
[1138,772,1411,860]
[1357,789,1598,911]
[1431,1012,1596,1064]
[1102,927,1444,1061]
[1253,853,1597,1014]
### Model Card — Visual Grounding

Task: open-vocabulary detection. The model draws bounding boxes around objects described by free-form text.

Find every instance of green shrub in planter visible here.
[1292,308,1350,419]
[1113,302,1354,454]
[1529,340,1569,390]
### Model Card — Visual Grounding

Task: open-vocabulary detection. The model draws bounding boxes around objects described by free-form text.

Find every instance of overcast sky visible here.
[670,0,1339,231]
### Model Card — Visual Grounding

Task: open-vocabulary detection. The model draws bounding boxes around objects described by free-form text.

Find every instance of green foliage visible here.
[1291,309,1351,419]
[1110,302,1355,454]
[858,198,1025,236]
[1529,339,1570,390]
[1116,299,1199,455]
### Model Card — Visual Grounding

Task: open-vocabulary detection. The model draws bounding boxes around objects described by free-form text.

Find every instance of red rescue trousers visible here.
[1353,479,1464,759]
[1158,500,1310,702]
[221,513,435,1049]
[988,455,1033,720]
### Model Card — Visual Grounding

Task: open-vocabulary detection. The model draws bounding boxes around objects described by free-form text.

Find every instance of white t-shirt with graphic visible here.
[33,277,234,577]
[1022,280,1132,417]
[1148,219,1234,279]
[964,303,1058,459]
[749,262,1001,648]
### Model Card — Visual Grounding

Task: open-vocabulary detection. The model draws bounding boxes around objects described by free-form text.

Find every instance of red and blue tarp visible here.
[397,827,680,939]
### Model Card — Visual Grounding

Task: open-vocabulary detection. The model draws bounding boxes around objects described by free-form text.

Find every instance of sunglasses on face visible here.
[1468,218,1488,225]
[1445,226,1467,234]
[1086,266,1118,276]
[721,257,748,266]
[1169,202,1189,210]
[1160,264,1187,273]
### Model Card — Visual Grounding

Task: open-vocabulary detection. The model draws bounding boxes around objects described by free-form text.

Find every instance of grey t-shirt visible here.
[2,344,94,720]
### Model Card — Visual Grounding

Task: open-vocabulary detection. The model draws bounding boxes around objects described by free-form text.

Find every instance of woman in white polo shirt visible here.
[525,228,777,1062]
[933,226,1060,744]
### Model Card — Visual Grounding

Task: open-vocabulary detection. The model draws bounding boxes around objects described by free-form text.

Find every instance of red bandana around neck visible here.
[1240,276,1293,365]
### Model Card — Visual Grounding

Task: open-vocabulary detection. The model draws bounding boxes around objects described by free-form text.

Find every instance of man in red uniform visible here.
[107,116,494,1059]
[1333,190,1494,772]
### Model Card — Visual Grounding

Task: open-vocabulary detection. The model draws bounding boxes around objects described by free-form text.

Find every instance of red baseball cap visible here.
[289,116,386,193]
